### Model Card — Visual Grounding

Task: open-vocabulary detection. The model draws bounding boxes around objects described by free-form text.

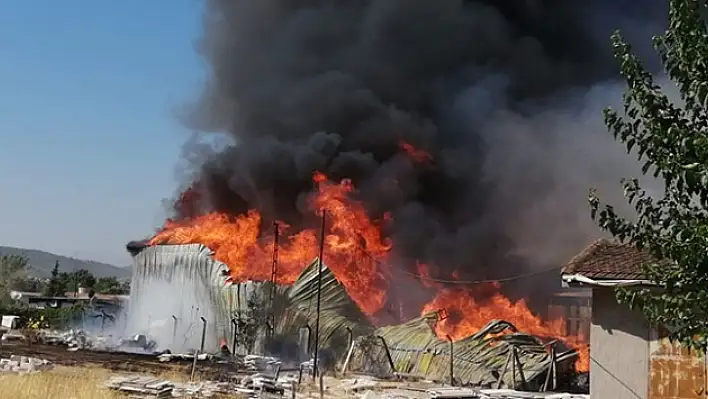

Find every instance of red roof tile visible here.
[561,238,665,280]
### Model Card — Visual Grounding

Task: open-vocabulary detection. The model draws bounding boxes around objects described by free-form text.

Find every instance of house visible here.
[10,288,128,315]
[561,238,704,399]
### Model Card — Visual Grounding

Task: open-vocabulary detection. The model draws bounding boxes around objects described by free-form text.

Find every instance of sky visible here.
[0,1,205,266]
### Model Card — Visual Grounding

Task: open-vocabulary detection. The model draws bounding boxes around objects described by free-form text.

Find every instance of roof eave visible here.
[561,273,657,288]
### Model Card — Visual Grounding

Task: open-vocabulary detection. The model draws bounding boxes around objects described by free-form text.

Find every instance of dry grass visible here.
[0,366,123,399]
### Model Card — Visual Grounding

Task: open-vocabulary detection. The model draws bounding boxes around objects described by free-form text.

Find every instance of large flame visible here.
[149,144,588,372]
[150,171,392,315]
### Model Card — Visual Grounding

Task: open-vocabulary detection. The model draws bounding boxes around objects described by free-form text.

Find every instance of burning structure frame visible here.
[127,243,579,391]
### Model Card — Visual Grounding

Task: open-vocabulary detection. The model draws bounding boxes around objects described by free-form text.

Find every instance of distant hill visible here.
[0,246,132,279]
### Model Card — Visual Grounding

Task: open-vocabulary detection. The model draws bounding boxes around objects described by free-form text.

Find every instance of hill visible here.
[0,246,131,279]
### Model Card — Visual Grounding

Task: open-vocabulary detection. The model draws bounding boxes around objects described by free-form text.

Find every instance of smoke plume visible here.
[173,0,667,304]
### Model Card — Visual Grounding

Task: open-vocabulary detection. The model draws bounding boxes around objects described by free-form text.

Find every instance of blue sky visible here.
[0,1,205,265]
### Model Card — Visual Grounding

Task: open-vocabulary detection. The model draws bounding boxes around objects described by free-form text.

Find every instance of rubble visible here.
[106,372,293,398]
[0,331,26,342]
[0,355,54,374]
[245,354,282,371]
[157,352,212,363]
[33,328,160,353]
[119,334,158,352]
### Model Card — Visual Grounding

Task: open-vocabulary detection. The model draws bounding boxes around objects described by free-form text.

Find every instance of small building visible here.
[10,290,128,314]
[561,238,704,399]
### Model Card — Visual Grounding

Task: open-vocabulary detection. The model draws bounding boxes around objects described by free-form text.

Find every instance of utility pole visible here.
[313,210,326,380]
[270,222,279,335]
[72,251,79,298]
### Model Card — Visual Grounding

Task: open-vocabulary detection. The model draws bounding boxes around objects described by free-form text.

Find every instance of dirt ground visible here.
[0,342,235,380]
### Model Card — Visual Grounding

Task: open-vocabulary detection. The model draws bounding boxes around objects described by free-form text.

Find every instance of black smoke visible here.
[174,0,667,312]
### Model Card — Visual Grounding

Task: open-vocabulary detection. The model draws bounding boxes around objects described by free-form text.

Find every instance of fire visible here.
[149,172,588,372]
[422,288,589,372]
[149,171,391,315]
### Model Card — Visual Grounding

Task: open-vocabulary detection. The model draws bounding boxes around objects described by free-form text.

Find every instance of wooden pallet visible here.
[105,375,174,398]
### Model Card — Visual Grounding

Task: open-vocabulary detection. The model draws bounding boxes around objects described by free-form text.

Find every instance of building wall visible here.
[591,287,650,399]
[548,288,591,340]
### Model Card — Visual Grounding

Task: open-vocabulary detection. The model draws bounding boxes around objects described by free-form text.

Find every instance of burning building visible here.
[125,242,371,358]
[126,172,588,383]
[124,0,671,389]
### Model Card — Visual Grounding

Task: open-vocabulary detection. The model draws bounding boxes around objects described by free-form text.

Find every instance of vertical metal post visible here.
[551,343,557,390]
[542,340,558,392]
[313,210,326,380]
[231,318,238,356]
[446,335,454,386]
[270,222,279,335]
[190,348,199,382]
[172,315,178,342]
[200,316,207,353]
[345,326,353,350]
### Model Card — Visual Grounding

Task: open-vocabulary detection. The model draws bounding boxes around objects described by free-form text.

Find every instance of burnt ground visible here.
[0,342,237,380]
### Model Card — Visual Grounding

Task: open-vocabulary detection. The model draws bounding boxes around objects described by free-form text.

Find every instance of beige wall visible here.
[591,287,650,399]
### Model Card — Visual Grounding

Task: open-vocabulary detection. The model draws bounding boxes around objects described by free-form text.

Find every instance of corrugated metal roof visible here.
[348,316,557,389]
[131,244,566,387]
[130,245,372,357]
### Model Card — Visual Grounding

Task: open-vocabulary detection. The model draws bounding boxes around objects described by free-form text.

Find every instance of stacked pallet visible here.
[104,375,174,398]
[0,355,54,373]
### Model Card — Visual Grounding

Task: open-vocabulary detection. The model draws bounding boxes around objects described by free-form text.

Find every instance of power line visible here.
[357,246,564,285]
[393,264,565,285]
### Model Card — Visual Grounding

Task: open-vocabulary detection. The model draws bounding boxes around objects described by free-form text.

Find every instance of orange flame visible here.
[150,171,391,315]
[149,172,588,371]
[422,288,589,372]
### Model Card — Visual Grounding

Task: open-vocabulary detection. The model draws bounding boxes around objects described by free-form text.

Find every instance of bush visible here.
[0,305,85,329]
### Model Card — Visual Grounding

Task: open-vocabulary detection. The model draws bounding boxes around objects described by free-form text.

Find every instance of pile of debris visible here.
[105,373,293,398]
[33,328,110,350]
[157,352,212,363]
[118,334,158,352]
[244,354,281,371]
[105,376,174,398]
[0,355,54,374]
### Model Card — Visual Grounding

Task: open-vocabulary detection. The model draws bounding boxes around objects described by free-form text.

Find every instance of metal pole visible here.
[200,316,207,353]
[446,335,454,386]
[231,318,238,356]
[270,222,279,335]
[172,315,178,343]
[190,348,199,382]
[312,210,326,380]
[73,262,78,298]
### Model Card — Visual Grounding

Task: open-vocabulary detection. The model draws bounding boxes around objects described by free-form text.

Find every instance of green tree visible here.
[56,269,96,295]
[120,279,131,294]
[0,254,29,305]
[69,269,96,290]
[94,277,129,294]
[44,260,64,297]
[590,0,708,348]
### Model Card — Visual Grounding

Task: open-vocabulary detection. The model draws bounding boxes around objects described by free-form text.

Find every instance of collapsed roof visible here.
[130,243,574,386]
[347,314,574,389]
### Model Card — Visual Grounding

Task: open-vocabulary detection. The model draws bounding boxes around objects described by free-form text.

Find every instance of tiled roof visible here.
[561,238,666,280]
